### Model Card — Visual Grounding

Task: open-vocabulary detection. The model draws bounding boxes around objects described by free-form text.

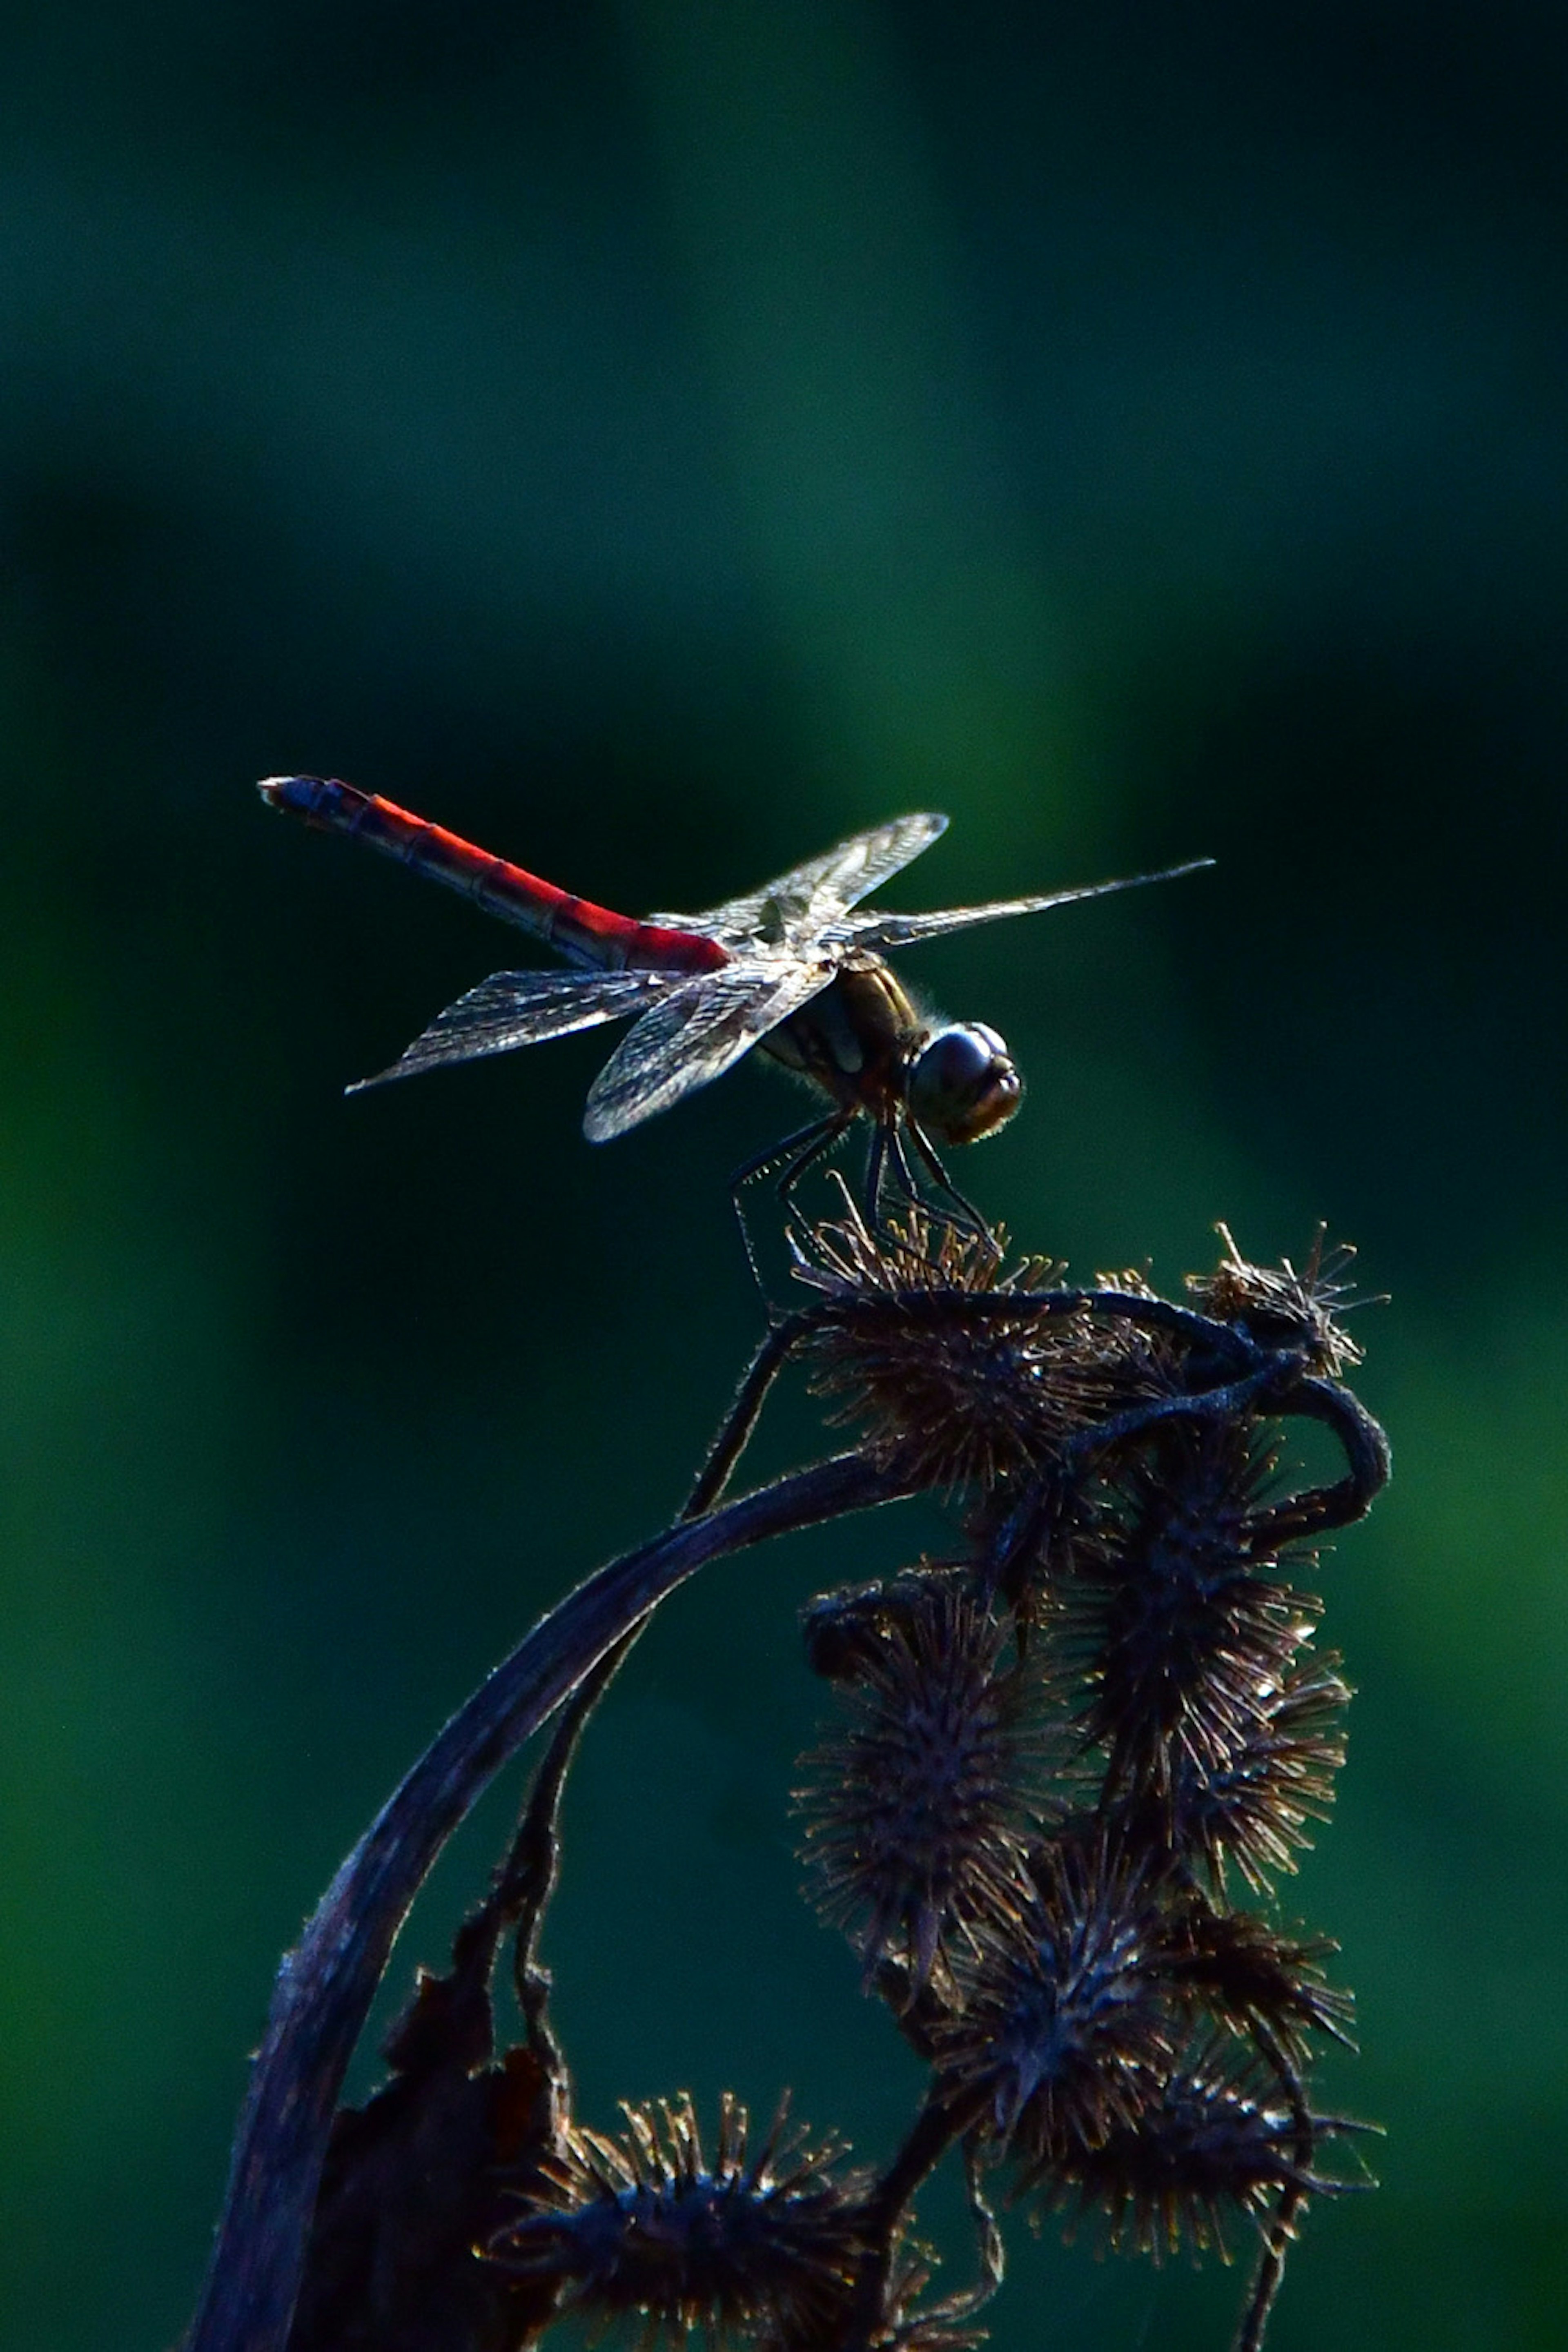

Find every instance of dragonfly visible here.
[258,775,1210,1229]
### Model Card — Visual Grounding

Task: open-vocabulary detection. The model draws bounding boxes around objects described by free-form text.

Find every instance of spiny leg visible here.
[774,1112,856,1233]
[856,1113,989,1251]
[902,1114,996,1247]
[857,1113,958,1239]
[878,1118,924,1221]
[863,1116,892,1229]
[730,1111,853,1286]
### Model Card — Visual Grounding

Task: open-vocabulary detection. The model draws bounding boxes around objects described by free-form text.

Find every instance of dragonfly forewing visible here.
[582,960,835,1141]
[840,858,1217,953]
[348,967,677,1093]
[659,812,948,947]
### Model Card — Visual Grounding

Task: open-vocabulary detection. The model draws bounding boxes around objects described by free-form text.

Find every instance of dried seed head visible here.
[793,1196,1060,1301]
[795,1579,1055,1992]
[1090,1266,1160,1300]
[751,2238,990,2352]
[1187,1225,1365,1377]
[491,2093,872,2347]
[791,1203,1162,1492]
[1059,1421,1323,1820]
[1049,2040,1351,2263]
[934,1834,1175,2168]
[799,1566,970,1686]
[1160,1897,1356,2060]
[1159,1658,1351,1891]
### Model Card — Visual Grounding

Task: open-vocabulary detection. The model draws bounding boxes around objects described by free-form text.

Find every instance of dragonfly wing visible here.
[582,960,835,1141]
[663,813,949,945]
[839,858,1216,952]
[347,968,677,1092]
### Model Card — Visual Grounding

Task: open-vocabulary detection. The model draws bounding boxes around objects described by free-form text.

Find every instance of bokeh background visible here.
[3,3,1565,2347]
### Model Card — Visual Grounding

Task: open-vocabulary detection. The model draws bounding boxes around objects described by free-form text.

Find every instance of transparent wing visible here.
[839,858,1215,952]
[347,967,679,1092]
[582,960,835,1141]
[659,813,948,947]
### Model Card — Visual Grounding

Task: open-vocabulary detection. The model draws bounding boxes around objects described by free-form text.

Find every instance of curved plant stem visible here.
[183,1450,914,2352]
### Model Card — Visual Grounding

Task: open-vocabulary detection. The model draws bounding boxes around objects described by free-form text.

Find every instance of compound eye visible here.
[907,1023,1022,1144]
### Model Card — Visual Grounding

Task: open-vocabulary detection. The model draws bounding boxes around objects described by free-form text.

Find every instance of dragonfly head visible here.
[906,1022,1022,1145]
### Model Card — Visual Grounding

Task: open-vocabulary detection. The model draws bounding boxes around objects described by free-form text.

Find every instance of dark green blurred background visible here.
[3,3,1564,2346]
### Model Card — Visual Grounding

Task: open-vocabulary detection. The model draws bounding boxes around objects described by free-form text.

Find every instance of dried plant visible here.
[183,1202,1388,2352]
[491,2095,876,2348]
[794,1574,1059,1996]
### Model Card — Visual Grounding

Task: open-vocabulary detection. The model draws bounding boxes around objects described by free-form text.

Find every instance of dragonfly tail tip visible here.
[258,774,334,819]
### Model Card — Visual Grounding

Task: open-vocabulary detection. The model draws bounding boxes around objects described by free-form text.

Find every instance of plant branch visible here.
[184,1449,914,2352]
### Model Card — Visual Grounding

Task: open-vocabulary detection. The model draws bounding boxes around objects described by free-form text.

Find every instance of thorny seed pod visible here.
[1160,1896,1356,2062]
[1048,2039,1357,2262]
[799,1566,967,1686]
[791,1204,1166,1492]
[1186,1224,1365,1379]
[933,1832,1176,2167]
[1057,1418,1325,1816]
[795,1576,1057,1992]
[1158,1657,1352,1893]
[491,2093,874,2348]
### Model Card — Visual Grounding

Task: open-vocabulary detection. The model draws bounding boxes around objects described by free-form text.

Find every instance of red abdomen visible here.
[258,777,726,975]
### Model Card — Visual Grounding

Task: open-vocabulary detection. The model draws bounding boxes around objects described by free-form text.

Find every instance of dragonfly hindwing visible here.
[347,968,677,1091]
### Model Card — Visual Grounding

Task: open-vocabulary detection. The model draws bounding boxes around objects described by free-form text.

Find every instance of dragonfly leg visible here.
[856,1116,931,1234]
[874,1118,919,1221]
[730,1111,855,1284]
[900,1115,997,1247]
[773,1115,856,1228]
[863,1118,892,1228]
[731,1111,853,1203]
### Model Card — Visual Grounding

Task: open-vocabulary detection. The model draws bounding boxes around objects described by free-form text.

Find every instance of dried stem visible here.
[184,1450,915,2352]
[1231,2028,1316,2352]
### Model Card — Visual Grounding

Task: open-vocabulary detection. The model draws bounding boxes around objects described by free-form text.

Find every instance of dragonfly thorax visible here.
[905,1022,1022,1145]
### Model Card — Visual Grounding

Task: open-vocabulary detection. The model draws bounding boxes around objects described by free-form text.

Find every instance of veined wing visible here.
[347,967,678,1092]
[839,858,1215,953]
[583,960,835,1141]
[659,813,948,947]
